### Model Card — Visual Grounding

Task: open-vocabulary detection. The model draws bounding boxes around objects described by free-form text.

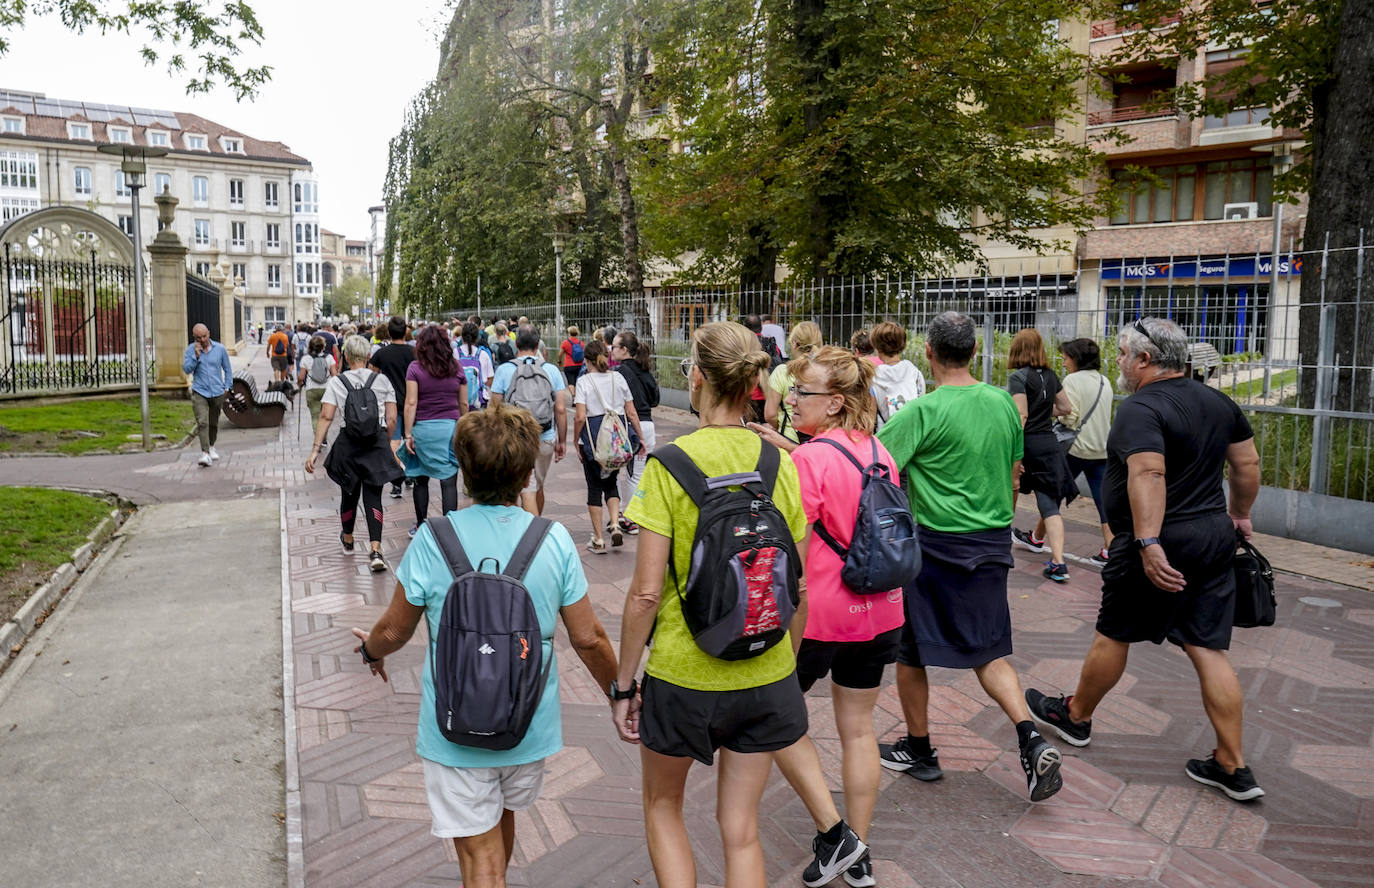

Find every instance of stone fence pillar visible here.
[148,190,191,391]
[219,257,244,355]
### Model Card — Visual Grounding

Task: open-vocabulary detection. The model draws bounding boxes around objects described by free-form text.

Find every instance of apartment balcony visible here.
[1090,14,1181,40]
[261,242,287,256]
[228,240,254,254]
[1084,216,1277,260]
[1087,106,1191,156]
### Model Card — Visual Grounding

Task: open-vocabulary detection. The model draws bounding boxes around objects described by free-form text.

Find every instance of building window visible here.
[264,181,278,210]
[231,220,246,247]
[108,126,131,143]
[293,181,318,213]
[184,134,207,150]
[192,175,208,204]
[265,223,280,248]
[0,151,39,189]
[1204,106,1270,129]
[295,262,303,284]
[194,261,212,277]
[194,219,211,246]
[3,117,23,134]
[117,214,134,236]
[267,264,281,290]
[115,170,132,199]
[154,172,171,196]
[229,178,244,208]
[67,122,91,140]
[1110,158,1273,224]
[147,130,169,147]
[1,197,39,221]
[222,137,243,153]
[73,166,92,196]
[232,262,247,284]
[265,305,286,324]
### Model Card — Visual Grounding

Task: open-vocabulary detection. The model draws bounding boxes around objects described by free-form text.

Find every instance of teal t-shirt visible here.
[876,382,1024,533]
[395,505,587,768]
[490,357,567,444]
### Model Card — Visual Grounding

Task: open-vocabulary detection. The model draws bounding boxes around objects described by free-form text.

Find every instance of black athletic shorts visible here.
[796,629,901,692]
[638,672,808,765]
[1096,512,1237,650]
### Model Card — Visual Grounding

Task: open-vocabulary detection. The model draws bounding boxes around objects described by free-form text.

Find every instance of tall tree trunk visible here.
[1298,0,1374,413]
[573,156,607,302]
[602,39,651,334]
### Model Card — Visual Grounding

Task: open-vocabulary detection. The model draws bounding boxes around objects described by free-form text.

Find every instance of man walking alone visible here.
[1025,317,1264,802]
[183,323,233,468]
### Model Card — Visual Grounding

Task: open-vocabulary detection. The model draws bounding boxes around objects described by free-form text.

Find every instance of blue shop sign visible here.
[1100,256,1303,280]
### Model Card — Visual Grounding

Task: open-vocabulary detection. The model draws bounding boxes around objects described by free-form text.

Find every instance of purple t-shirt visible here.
[407,361,464,422]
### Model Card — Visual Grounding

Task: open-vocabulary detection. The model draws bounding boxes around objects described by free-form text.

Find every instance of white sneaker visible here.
[198,451,213,467]
[209,447,220,461]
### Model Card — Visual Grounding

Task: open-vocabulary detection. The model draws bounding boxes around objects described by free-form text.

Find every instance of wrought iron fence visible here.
[436,238,1374,504]
[234,296,243,345]
[186,272,220,343]
[1,244,140,394]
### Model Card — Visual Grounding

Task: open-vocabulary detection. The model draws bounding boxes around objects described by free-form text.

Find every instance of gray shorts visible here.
[422,757,545,838]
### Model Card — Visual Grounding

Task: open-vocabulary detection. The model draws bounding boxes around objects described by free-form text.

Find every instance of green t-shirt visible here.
[767,365,800,443]
[624,426,807,691]
[876,382,1024,533]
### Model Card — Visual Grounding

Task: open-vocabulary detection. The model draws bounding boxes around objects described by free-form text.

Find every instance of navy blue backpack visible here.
[812,437,921,594]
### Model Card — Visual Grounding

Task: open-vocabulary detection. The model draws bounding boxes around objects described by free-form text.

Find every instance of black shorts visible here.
[563,366,581,388]
[796,629,901,692]
[1096,513,1237,650]
[638,672,808,765]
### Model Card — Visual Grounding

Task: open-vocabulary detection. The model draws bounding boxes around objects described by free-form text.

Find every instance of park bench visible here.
[1187,342,1221,382]
[223,370,290,428]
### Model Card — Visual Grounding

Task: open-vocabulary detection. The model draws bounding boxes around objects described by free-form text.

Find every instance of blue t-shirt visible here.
[394,505,587,768]
[490,357,566,444]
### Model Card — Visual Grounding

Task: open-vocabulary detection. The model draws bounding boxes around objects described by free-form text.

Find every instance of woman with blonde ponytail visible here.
[613,323,866,888]
[765,321,823,444]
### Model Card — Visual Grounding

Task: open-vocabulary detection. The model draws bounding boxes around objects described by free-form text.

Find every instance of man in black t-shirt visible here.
[368,315,415,498]
[1025,317,1264,803]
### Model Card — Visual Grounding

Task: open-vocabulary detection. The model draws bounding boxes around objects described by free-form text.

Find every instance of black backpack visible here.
[651,443,800,660]
[340,372,381,439]
[426,516,554,750]
[494,339,516,367]
[812,437,922,594]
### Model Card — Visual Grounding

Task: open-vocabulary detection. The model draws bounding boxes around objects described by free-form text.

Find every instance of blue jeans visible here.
[1067,454,1108,524]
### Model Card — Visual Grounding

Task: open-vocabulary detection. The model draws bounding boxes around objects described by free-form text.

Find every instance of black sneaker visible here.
[368,550,388,573]
[843,850,875,888]
[879,736,943,781]
[339,531,355,553]
[389,484,404,499]
[1185,753,1265,801]
[1012,527,1050,554]
[1025,688,1091,747]
[1042,561,1070,583]
[1020,734,1063,802]
[802,821,866,888]
[1088,548,1109,568]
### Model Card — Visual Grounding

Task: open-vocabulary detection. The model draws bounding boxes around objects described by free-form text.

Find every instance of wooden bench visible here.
[223,370,290,428]
[1187,343,1222,382]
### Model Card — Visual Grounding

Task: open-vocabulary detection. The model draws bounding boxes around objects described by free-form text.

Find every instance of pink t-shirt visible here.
[791,428,907,642]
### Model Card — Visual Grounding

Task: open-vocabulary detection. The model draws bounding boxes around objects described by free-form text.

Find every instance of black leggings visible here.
[582,458,620,507]
[340,482,384,544]
[413,473,459,524]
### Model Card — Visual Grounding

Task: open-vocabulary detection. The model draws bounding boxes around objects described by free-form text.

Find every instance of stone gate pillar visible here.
[148,190,191,390]
[219,257,244,355]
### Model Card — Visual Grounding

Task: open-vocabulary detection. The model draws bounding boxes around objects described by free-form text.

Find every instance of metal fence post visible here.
[1310,303,1336,496]
[982,316,993,383]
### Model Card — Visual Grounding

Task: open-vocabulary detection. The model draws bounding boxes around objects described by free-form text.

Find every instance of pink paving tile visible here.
[539,745,605,800]
[1174,790,1235,848]
[1012,804,1166,879]
[1216,806,1267,851]
[1292,744,1374,797]
[984,751,1122,810]
[1142,785,1200,842]
[297,707,351,751]
[1161,847,1323,888]
[296,670,396,710]
[362,761,430,823]
[1025,658,1137,698]
[1091,691,1172,737]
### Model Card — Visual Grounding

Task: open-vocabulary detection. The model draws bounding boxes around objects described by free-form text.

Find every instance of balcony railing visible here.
[1087,104,1177,126]
[1091,14,1181,39]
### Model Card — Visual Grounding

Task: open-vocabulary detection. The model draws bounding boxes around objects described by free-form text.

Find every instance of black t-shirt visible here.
[1008,366,1062,434]
[1102,376,1253,535]
[369,343,414,395]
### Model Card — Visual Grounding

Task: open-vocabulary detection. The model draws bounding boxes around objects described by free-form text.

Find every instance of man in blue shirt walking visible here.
[183,323,233,467]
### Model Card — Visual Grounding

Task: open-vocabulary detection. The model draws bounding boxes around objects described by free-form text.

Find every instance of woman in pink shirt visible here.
[751,346,905,887]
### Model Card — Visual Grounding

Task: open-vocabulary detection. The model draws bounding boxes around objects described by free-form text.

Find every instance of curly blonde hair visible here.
[692,322,771,409]
[788,345,878,433]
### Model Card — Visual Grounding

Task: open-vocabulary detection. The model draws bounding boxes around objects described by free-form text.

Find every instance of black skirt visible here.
[323,425,404,491]
[1019,429,1079,503]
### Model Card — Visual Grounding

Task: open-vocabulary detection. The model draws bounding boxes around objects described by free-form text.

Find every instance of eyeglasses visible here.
[1132,319,1164,353]
[789,385,833,398]
[678,358,693,378]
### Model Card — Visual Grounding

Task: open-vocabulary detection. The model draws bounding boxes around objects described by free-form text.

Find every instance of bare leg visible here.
[1043,514,1066,565]
[833,683,882,841]
[716,748,774,888]
[520,491,539,517]
[1034,518,1046,539]
[1183,645,1247,771]
[774,736,842,832]
[587,504,604,544]
[1100,522,1112,552]
[452,816,511,888]
[972,658,1032,727]
[500,809,516,862]
[605,495,621,532]
[1068,632,1131,723]
[641,747,696,888]
[895,664,930,736]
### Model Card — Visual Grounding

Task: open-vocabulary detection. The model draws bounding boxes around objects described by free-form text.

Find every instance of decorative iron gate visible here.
[0,209,140,395]
[186,272,220,343]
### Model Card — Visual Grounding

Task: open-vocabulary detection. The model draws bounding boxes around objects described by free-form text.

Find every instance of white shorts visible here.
[521,441,556,494]
[422,757,546,838]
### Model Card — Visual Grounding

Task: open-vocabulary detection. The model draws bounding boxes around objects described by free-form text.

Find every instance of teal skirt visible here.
[401,418,458,480]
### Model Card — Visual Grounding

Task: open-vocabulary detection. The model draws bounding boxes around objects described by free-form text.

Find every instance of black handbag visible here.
[1232,532,1276,628]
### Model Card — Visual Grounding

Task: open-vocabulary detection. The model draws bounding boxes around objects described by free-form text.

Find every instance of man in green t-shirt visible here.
[875,311,1064,803]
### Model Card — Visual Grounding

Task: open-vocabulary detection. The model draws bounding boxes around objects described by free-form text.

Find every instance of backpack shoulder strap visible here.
[815,436,867,472]
[756,437,781,491]
[426,516,475,578]
[649,443,710,506]
[504,518,552,581]
[339,372,357,391]
[364,371,379,391]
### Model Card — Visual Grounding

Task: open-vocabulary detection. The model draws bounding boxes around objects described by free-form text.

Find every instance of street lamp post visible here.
[98,143,168,451]
[368,205,384,320]
[1254,141,1296,397]
[551,231,567,334]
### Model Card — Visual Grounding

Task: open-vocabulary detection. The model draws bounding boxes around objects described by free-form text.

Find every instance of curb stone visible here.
[1,498,131,670]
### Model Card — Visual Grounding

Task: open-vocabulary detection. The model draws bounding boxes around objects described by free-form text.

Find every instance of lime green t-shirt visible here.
[767,365,800,443]
[624,427,807,691]
[876,382,1024,533]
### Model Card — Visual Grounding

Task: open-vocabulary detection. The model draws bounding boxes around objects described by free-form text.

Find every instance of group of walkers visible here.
[226,304,1266,888]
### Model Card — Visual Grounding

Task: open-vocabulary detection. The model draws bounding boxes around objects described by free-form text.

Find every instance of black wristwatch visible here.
[360,640,381,664]
[1134,537,1161,550]
[608,678,638,700]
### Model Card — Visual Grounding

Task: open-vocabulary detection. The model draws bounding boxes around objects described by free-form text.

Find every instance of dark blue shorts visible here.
[897,526,1014,669]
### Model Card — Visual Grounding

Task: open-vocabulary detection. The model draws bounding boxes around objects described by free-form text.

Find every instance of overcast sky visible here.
[0,0,452,238]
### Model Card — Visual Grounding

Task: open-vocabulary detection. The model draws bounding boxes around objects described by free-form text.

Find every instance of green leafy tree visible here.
[0,0,271,99]
[330,275,371,317]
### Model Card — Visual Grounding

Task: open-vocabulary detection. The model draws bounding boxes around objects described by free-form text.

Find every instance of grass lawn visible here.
[0,395,196,455]
[0,487,114,625]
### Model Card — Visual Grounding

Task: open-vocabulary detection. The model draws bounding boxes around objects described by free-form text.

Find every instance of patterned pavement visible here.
[6,347,1370,887]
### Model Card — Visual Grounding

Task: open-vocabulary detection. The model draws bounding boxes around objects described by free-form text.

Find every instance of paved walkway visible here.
[2,347,1372,887]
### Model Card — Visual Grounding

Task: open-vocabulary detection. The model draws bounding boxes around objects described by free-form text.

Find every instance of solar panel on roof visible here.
[131,110,159,125]
[85,104,114,122]
[34,99,61,116]
[56,100,83,116]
